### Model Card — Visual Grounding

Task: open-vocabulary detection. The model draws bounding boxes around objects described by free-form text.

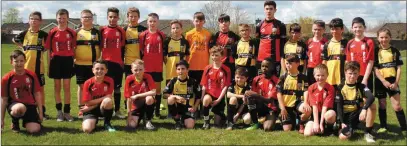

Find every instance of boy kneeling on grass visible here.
[81,60,115,133]
[163,60,201,130]
[336,61,376,143]
[1,50,43,133]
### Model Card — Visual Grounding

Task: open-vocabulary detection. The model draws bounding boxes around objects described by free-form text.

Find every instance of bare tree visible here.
[2,8,23,24]
[118,6,128,26]
[229,6,251,33]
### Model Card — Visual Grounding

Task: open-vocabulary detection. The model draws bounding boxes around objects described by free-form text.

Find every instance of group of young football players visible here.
[1,1,405,143]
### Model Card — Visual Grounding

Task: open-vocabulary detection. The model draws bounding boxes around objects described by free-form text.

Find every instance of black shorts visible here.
[83,104,106,121]
[256,61,281,77]
[280,107,297,125]
[145,72,163,82]
[177,103,195,120]
[257,103,277,120]
[208,94,226,115]
[236,65,257,82]
[375,77,401,99]
[37,74,45,86]
[7,103,40,126]
[189,70,204,84]
[124,65,132,78]
[306,68,316,85]
[106,61,123,89]
[49,56,74,79]
[357,75,373,92]
[74,64,93,84]
[343,109,362,129]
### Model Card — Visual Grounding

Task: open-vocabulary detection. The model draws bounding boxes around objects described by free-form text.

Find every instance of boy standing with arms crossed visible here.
[256,1,286,76]
[139,13,166,118]
[100,7,126,119]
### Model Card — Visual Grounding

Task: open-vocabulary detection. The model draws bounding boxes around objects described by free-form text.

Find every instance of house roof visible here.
[138,19,194,35]
[1,23,29,32]
[365,23,407,40]
[40,18,81,28]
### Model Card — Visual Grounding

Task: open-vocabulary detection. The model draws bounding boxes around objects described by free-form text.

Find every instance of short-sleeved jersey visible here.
[124,74,156,110]
[164,37,190,80]
[276,73,308,107]
[14,29,48,74]
[308,83,335,111]
[233,38,258,67]
[345,37,375,76]
[200,64,231,98]
[1,70,41,105]
[45,27,76,57]
[82,76,114,103]
[124,25,147,65]
[251,74,279,110]
[185,28,212,71]
[322,39,348,86]
[100,26,126,65]
[306,38,328,68]
[256,19,287,62]
[374,46,403,79]
[338,82,366,113]
[211,31,240,64]
[75,27,101,65]
[228,80,251,95]
[283,40,307,65]
[139,30,166,72]
[163,77,200,107]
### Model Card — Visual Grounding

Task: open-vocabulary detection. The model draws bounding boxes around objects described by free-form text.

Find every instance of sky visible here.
[2,1,406,29]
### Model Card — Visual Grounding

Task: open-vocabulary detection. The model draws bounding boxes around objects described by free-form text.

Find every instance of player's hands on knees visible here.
[303,103,311,113]
[341,123,347,129]
[176,96,186,103]
[244,91,256,98]
[233,113,240,122]
[188,107,196,113]
[80,105,91,113]
[319,123,324,133]
[359,109,367,121]
[131,95,139,100]
[280,108,288,120]
[312,122,320,133]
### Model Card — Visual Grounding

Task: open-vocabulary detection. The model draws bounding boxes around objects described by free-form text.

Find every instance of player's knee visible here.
[167,96,176,105]
[82,122,95,133]
[378,98,386,109]
[128,119,137,128]
[101,98,113,109]
[283,124,292,132]
[145,96,154,105]
[229,97,238,105]
[325,110,336,124]
[184,119,195,129]
[339,133,350,140]
[11,103,26,117]
[392,101,402,111]
[243,114,252,125]
[369,103,376,111]
[203,95,212,106]
[26,123,41,133]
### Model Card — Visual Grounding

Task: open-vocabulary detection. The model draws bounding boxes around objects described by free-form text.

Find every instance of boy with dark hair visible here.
[233,24,258,81]
[123,7,147,110]
[186,12,212,118]
[306,20,328,85]
[374,28,407,132]
[336,61,376,143]
[256,1,287,77]
[100,7,126,119]
[139,13,166,118]
[164,60,201,130]
[201,46,231,129]
[322,18,348,89]
[81,60,116,133]
[244,57,279,131]
[225,67,251,130]
[74,9,101,118]
[45,8,77,122]
[13,11,49,119]
[125,59,157,130]
[277,54,311,134]
[281,23,307,74]
[211,14,240,79]
[1,50,43,133]
[304,64,336,136]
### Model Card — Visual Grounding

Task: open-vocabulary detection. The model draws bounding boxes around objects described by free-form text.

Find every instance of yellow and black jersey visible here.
[233,38,258,67]
[374,46,403,79]
[75,27,101,65]
[322,39,348,86]
[227,80,251,95]
[276,73,308,107]
[14,29,48,75]
[124,25,147,65]
[283,40,307,65]
[337,82,366,113]
[163,77,200,107]
[163,36,190,80]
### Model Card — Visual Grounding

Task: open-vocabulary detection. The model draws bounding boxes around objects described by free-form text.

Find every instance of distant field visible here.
[1,43,406,145]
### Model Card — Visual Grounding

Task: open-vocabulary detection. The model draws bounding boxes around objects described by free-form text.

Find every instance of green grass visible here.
[1,43,406,145]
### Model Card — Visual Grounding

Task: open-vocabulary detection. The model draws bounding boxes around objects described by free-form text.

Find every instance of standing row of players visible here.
[1,0,405,143]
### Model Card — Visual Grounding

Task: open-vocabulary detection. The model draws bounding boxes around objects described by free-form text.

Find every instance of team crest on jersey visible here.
[350,44,355,48]
[26,77,30,84]
[308,45,313,49]
[323,91,327,99]
[116,32,120,36]
[320,45,324,50]
[261,28,265,33]
[79,34,84,39]
[104,86,107,92]
[66,34,70,38]
[259,81,263,86]
[272,27,277,34]
[157,37,161,41]
[297,83,302,90]
[219,72,224,77]
[361,44,366,50]
[268,83,273,90]
[296,46,303,53]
